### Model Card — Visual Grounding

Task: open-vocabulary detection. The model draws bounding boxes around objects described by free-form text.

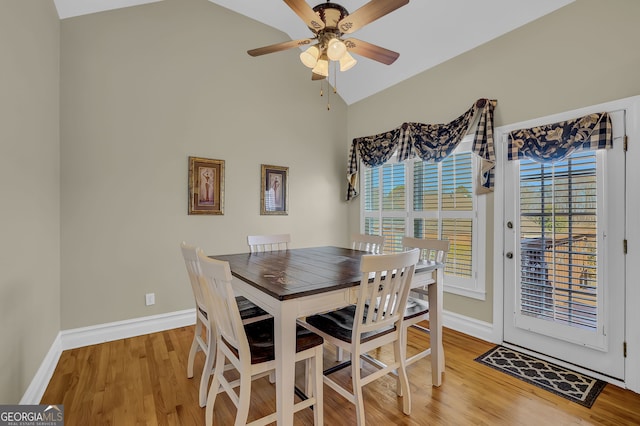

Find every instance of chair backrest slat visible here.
[197,250,250,357]
[402,236,450,265]
[247,234,291,253]
[351,233,385,254]
[181,242,207,312]
[355,248,420,335]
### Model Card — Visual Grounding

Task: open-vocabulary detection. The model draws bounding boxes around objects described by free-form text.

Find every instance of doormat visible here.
[474,345,606,408]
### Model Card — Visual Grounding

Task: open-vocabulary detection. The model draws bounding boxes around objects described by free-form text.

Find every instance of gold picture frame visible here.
[260,164,288,215]
[188,156,224,215]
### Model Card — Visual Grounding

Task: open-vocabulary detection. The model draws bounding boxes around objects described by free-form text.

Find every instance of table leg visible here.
[274,303,297,426]
[428,267,444,386]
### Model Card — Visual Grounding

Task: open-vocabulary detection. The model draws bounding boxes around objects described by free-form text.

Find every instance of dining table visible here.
[211,245,444,426]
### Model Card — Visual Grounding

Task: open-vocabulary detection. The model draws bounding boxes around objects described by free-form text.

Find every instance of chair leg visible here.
[351,353,366,426]
[394,340,411,415]
[397,323,408,397]
[199,325,215,407]
[304,358,312,396]
[234,371,252,426]
[313,347,324,426]
[187,319,202,378]
[205,347,224,426]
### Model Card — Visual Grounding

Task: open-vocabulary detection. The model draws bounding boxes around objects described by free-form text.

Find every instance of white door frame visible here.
[492,95,640,392]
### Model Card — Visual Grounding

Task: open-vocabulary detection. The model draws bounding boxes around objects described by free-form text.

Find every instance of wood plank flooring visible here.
[41,323,640,425]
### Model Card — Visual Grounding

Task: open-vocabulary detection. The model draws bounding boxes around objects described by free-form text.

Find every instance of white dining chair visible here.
[247,234,291,253]
[180,242,270,407]
[336,233,386,362]
[197,250,324,426]
[351,233,385,254]
[400,237,449,385]
[300,248,420,426]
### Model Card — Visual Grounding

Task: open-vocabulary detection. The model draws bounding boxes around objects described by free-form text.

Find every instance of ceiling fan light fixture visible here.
[247,0,408,108]
[339,52,357,72]
[327,38,347,61]
[300,45,320,68]
[312,55,329,77]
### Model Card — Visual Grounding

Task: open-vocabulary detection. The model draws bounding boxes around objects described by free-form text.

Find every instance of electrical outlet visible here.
[145,293,155,306]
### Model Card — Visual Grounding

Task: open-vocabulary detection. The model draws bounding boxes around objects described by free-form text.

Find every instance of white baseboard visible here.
[20,332,63,405]
[21,309,197,404]
[442,310,497,343]
[60,308,196,350]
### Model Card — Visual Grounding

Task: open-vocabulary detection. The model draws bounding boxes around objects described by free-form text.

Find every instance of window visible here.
[361,136,486,299]
[519,151,598,329]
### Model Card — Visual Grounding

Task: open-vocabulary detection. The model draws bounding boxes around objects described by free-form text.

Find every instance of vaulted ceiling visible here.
[53,0,574,105]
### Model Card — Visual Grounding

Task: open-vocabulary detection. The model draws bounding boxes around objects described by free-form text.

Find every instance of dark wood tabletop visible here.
[211,246,437,301]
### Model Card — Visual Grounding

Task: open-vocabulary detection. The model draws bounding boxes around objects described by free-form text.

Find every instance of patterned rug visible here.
[475,345,606,408]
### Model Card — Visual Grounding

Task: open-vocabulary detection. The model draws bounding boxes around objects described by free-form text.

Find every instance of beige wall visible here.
[0,1,60,403]
[59,0,349,329]
[347,0,640,322]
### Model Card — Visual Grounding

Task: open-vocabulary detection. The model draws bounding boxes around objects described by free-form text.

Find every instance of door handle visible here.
[506,252,513,259]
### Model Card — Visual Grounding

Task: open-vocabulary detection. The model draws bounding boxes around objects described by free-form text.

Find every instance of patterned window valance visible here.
[346,98,497,200]
[399,104,477,163]
[508,112,612,163]
[346,128,402,200]
[473,99,497,194]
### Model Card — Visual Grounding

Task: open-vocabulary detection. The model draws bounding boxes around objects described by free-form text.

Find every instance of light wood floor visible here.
[41,323,640,425]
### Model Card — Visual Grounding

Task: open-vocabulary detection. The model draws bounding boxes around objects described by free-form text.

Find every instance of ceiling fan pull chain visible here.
[327,79,331,110]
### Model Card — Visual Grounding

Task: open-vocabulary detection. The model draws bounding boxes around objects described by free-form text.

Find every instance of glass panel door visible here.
[503,111,625,379]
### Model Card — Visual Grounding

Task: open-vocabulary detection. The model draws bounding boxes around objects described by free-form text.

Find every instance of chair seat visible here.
[404,297,429,320]
[235,295,268,320]
[198,295,267,321]
[305,305,395,344]
[223,318,324,364]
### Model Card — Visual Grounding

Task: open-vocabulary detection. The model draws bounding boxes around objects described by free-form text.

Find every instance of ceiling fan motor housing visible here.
[312,2,349,30]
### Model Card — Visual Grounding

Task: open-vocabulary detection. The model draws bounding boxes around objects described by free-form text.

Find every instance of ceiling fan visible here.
[247,0,409,80]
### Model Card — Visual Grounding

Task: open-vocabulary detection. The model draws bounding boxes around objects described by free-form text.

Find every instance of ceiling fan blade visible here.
[311,72,326,81]
[247,38,313,57]
[338,0,409,34]
[283,0,325,32]
[344,38,400,65]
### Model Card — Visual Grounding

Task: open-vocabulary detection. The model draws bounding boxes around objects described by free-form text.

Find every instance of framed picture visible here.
[188,156,224,215]
[260,164,288,215]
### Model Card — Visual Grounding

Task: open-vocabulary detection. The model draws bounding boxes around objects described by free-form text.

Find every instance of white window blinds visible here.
[519,151,598,330]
